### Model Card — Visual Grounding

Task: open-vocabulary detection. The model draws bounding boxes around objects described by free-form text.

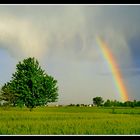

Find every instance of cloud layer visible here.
[0,6,138,63]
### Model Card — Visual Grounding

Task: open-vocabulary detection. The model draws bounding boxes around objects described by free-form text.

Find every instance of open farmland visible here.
[0,106,140,135]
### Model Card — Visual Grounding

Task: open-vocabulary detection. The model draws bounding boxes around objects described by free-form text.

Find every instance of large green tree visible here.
[0,57,58,110]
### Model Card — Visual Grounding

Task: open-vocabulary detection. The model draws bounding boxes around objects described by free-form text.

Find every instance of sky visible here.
[0,5,140,105]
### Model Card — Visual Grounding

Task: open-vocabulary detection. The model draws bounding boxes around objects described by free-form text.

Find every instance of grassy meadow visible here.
[0,106,140,135]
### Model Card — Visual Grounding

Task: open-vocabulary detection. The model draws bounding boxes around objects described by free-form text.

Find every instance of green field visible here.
[0,106,140,135]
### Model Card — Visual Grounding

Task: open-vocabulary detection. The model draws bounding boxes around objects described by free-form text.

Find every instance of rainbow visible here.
[96,36,129,102]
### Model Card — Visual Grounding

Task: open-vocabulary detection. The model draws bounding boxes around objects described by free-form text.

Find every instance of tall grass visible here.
[0,106,139,135]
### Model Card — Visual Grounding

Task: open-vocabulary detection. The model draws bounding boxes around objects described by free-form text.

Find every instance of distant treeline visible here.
[93,97,140,107]
[103,99,140,107]
[68,97,140,108]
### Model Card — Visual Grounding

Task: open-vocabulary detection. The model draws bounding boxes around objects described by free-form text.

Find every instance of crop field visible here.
[0,106,140,135]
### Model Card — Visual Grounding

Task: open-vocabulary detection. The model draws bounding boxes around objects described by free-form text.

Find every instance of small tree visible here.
[93,96,104,107]
[104,99,112,107]
[0,57,58,111]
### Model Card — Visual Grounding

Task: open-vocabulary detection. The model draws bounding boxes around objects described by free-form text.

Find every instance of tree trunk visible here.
[29,107,33,111]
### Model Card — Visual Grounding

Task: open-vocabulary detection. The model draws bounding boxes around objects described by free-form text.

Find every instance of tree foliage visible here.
[0,57,58,110]
[93,96,104,107]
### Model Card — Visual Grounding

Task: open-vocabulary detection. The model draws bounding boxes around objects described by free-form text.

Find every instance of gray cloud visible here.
[0,5,138,63]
